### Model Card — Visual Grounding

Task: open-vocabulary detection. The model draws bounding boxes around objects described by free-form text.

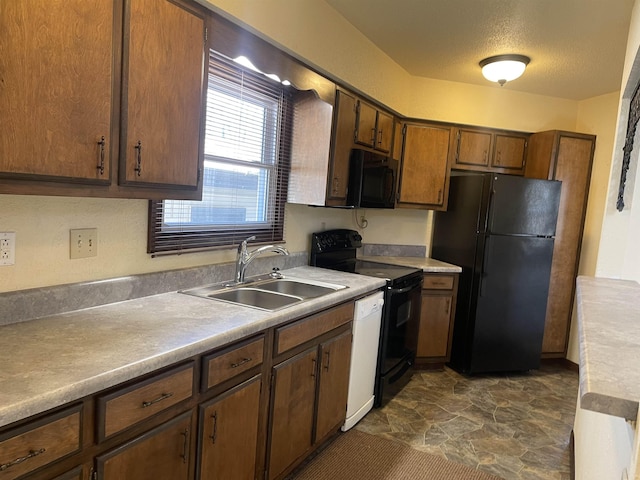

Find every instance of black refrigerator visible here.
[432,172,561,374]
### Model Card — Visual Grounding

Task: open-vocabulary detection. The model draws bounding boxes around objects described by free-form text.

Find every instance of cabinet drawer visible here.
[202,335,265,390]
[98,363,194,440]
[275,302,353,355]
[0,405,81,480]
[423,275,455,290]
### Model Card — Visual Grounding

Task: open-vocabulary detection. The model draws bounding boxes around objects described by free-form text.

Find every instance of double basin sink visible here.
[180,276,347,311]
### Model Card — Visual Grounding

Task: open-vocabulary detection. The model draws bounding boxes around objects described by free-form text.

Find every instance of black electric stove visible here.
[310,229,423,406]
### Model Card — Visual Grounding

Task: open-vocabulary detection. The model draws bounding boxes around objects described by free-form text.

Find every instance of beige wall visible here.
[1,0,620,295]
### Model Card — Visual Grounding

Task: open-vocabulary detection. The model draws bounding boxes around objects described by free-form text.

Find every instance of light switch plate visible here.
[70,228,98,259]
[0,232,16,266]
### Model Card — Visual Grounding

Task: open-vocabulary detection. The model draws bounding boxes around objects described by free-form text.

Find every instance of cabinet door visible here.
[375,111,394,153]
[354,101,378,148]
[397,123,452,209]
[329,90,357,202]
[268,348,317,480]
[199,376,261,480]
[96,411,192,480]
[0,0,113,184]
[417,294,454,358]
[315,331,352,441]
[121,0,205,189]
[456,129,491,167]
[492,134,527,172]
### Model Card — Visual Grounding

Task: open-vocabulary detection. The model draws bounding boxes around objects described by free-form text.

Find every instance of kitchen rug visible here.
[289,429,502,480]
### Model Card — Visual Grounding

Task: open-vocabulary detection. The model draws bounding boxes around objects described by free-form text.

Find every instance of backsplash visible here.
[361,243,426,257]
[0,252,307,326]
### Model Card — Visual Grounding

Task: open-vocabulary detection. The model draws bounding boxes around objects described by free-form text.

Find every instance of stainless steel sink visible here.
[207,287,303,310]
[180,276,347,311]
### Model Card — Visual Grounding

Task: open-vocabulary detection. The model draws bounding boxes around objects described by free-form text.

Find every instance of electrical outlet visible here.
[0,232,16,266]
[70,228,98,259]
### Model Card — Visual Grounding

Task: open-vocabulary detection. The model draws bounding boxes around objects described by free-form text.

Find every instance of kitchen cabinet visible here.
[198,376,262,480]
[396,122,454,210]
[327,90,357,204]
[0,0,207,200]
[524,130,595,357]
[95,411,193,480]
[355,100,394,153]
[268,302,353,480]
[453,127,529,175]
[415,273,459,366]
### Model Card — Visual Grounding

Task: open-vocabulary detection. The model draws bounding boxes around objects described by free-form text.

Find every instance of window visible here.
[148,51,293,255]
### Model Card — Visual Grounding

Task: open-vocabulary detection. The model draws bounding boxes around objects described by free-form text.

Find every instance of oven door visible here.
[374,274,422,406]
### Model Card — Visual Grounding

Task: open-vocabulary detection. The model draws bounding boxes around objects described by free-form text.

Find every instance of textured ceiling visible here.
[325,0,635,100]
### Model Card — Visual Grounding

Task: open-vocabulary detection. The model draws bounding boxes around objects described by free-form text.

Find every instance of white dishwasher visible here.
[342,290,384,431]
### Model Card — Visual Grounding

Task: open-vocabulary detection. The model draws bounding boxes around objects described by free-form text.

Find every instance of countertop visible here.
[576,276,640,421]
[0,266,386,429]
[358,255,462,273]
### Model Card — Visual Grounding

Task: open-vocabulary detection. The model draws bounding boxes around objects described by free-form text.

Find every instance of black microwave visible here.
[347,148,398,208]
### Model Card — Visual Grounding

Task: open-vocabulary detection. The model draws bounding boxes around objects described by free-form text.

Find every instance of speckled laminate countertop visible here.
[358,256,462,273]
[0,266,385,429]
[576,276,640,421]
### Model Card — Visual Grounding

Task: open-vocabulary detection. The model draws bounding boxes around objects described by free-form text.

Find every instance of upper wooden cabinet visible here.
[0,0,114,185]
[396,122,454,210]
[327,90,357,204]
[0,0,207,200]
[355,100,394,153]
[524,130,595,357]
[453,127,529,175]
[120,0,206,191]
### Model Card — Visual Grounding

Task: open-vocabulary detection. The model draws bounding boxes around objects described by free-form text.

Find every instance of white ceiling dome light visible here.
[480,54,530,86]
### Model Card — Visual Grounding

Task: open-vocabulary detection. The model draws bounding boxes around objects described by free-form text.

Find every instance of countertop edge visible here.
[358,255,462,273]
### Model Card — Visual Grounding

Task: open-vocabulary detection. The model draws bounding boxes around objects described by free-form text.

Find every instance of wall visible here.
[2,0,611,294]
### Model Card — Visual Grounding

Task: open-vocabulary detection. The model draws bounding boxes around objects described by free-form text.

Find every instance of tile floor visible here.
[355,364,579,480]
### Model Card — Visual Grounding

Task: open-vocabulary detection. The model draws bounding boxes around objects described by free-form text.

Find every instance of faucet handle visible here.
[238,235,257,252]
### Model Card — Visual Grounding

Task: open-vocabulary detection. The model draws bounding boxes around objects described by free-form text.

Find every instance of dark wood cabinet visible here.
[315,331,352,442]
[120,0,206,192]
[415,273,459,366]
[96,411,193,480]
[355,100,393,153]
[327,90,358,204]
[268,348,318,480]
[0,0,207,200]
[396,122,454,210]
[0,0,114,186]
[198,376,262,480]
[524,131,595,357]
[453,128,529,175]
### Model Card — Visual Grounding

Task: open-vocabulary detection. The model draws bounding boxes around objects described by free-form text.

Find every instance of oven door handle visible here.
[387,282,420,295]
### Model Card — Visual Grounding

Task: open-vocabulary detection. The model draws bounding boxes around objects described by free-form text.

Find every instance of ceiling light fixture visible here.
[479,54,530,86]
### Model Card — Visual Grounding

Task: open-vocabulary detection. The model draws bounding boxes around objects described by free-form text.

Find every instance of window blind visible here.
[148,51,293,256]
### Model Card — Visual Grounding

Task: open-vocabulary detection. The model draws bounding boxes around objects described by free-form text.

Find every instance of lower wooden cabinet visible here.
[1,301,355,480]
[95,411,193,480]
[198,376,262,480]
[415,273,459,366]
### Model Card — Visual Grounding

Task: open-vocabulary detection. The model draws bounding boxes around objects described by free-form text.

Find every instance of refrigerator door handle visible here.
[479,235,490,297]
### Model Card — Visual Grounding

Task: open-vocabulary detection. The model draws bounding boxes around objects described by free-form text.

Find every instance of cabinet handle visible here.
[134,140,142,176]
[495,150,501,165]
[180,428,189,464]
[141,392,173,408]
[311,358,316,377]
[0,448,46,472]
[438,189,443,203]
[445,299,451,315]
[332,177,339,195]
[230,357,252,368]
[97,136,106,175]
[377,129,383,146]
[324,351,331,371]
[483,150,488,162]
[370,127,376,145]
[210,411,218,444]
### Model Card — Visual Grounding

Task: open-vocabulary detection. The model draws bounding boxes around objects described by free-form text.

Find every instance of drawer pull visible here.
[0,448,46,471]
[230,357,252,368]
[141,392,173,408]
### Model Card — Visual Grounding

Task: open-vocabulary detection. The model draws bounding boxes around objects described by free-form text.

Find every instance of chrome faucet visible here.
[234,236,289,284]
